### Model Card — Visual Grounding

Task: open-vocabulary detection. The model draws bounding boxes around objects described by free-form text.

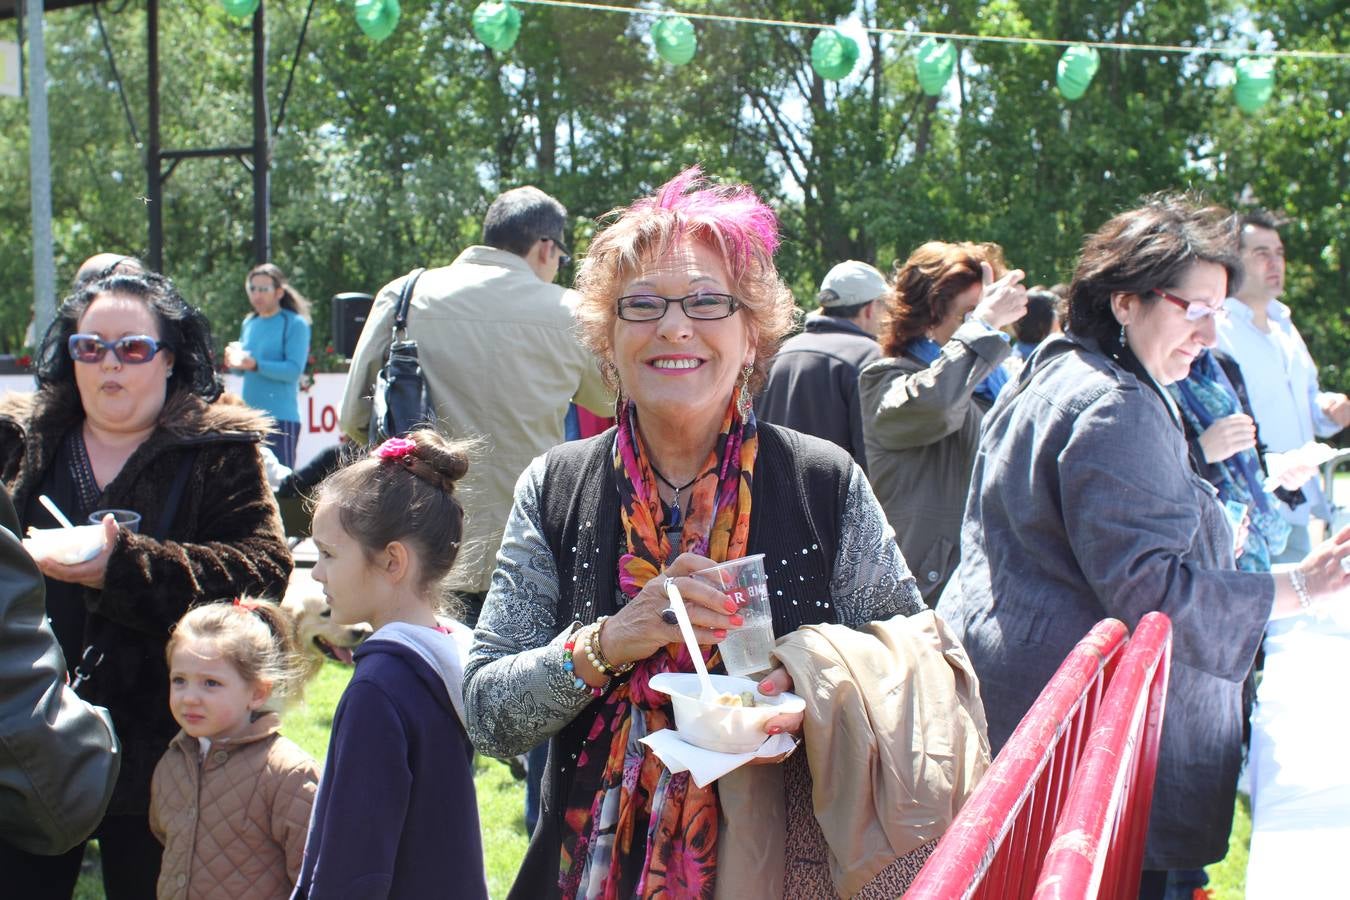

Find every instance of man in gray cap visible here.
[757,260,887,471]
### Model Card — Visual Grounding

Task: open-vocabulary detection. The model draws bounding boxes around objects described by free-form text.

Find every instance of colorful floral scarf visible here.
[558,397,758,899]
[1169,351,1290,572]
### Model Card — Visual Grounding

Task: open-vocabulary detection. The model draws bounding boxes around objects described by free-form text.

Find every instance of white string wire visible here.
[507,0,1350,63]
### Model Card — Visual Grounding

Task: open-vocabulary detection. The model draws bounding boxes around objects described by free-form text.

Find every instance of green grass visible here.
[1206,792,1251,900]
[74,659,1251,897]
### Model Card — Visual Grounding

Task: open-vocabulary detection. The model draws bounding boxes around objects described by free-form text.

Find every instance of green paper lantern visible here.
[220,0,260,18]
[811,30,859,82]
[1235,57,1275,114]
[652,17,697,66]
[473,2,522,53]
[355,0,400,42]
[915,37,957,96]
[1057,45,1100,101]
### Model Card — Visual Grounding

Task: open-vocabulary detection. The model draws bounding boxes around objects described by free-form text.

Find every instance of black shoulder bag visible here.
[368,268,438,444]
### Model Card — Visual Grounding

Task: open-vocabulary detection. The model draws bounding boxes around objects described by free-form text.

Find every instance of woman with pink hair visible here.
[464,170,928,897]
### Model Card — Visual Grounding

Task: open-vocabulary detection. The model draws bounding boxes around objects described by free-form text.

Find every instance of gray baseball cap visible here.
[819,260,888,307]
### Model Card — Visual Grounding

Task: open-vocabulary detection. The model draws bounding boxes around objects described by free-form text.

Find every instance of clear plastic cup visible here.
[89,509,142,534]
[224,341,248,369]
[695,553,774,678]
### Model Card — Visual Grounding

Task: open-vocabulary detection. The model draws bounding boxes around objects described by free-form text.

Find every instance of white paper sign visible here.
[0,41,19,98]
[0,372,348,469]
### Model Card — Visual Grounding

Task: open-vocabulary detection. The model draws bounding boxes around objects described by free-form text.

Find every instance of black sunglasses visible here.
[543,237,571,268]
[67,333,167,365]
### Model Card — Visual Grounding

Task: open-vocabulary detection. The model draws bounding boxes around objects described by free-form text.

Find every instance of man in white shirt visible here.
[1217,210,1350,561]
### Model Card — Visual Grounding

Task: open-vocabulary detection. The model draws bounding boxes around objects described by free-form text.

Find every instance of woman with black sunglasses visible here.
[0,271,291,900]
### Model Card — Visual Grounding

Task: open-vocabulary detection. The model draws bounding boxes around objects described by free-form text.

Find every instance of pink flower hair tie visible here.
[374,437,417,460]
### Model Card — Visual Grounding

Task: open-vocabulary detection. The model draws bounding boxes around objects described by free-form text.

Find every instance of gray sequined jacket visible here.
[463,443,923,760]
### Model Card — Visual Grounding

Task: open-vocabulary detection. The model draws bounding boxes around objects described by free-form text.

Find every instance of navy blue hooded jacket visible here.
[293,626,486,899]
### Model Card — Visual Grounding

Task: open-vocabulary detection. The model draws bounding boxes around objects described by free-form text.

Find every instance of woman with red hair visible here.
[860,242,1027,605]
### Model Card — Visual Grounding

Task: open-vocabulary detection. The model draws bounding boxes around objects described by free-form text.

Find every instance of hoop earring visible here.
[736,364,754,419]
[600,360,624,420]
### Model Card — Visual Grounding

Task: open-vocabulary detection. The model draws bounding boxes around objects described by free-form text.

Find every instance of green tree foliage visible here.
[0,0,1345,388]
[1210,2,1348,391]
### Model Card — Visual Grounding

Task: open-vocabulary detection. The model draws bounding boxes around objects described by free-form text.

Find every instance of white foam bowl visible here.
[23,524,107,565]
[650,671,805,754]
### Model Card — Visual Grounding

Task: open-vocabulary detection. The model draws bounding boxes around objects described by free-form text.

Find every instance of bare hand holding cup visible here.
[599,553,744,668]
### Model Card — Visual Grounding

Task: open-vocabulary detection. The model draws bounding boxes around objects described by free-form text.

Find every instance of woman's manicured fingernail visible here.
[729,614,744,626]
[759,680,773,692]
[768,726,782,734]
[723,600,739,613]
[714,629,727,639]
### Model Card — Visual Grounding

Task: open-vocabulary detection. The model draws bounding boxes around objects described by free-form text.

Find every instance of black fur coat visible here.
[0,384,291,815]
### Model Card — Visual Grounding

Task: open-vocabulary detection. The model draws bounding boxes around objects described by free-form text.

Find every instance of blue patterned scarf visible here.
[1169,351,1290,572]
[905,335,1009,405]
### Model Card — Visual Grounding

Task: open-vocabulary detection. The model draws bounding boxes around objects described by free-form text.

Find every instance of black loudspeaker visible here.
[331,292,374,358]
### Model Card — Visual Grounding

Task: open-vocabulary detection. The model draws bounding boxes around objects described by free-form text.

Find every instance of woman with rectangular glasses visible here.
[936,195,1350,898]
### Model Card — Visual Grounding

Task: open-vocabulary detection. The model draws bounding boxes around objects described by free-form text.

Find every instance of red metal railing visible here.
[1033,612,1172,900]
[905,618,1130,900]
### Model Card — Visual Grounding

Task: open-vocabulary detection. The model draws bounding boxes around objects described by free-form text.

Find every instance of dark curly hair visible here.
[1065,193,1241,353]
[36,271,223,402]
[879,242,1007,357]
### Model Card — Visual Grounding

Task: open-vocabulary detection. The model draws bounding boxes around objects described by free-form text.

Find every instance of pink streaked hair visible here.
[629,166,780,266]
[574,167,797,393]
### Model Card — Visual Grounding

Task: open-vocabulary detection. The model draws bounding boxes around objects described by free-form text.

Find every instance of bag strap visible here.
[153,449,198,541]
[72,448,197,692]
[392,268,427,337]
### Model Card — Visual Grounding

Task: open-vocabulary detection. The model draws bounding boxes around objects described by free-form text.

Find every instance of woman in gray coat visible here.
[936,195,1350,898]
[860,242,1026,604]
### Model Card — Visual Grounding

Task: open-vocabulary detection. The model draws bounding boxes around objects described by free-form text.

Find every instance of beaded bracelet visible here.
[586,616,636,678]
[563,628,607,698]
[1290,567,1312,609]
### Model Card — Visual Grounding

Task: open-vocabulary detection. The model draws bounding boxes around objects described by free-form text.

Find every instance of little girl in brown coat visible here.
[150,599,319,900]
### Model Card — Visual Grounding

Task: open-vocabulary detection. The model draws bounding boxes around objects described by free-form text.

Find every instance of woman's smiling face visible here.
[610,240,757,432]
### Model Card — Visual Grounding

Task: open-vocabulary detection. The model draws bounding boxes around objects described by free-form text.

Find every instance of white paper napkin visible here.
[640,728,796,788]
[1264,441,1338,494]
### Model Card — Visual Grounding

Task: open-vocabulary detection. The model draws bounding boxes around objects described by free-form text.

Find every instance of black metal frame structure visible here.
[2,0,312,270]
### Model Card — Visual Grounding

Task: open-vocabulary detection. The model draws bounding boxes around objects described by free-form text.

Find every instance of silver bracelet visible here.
[1290,568,1312,609]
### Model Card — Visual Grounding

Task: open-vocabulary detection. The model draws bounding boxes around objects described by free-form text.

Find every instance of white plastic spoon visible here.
[38,494,76,529]
[664,576,719,704]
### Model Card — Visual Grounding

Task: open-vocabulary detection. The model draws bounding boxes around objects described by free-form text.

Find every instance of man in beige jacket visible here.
[339,186,611,621]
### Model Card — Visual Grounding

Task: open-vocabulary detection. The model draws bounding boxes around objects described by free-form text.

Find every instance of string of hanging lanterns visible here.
[218,0,1340,112]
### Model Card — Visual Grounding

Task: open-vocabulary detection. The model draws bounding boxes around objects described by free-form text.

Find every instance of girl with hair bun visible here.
[293,429,487,899]
[150,598,320,900]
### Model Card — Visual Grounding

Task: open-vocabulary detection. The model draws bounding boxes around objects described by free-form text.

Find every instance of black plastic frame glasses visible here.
[67,333,166,365]
[616,292,741,322]
[542,237,571,268]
